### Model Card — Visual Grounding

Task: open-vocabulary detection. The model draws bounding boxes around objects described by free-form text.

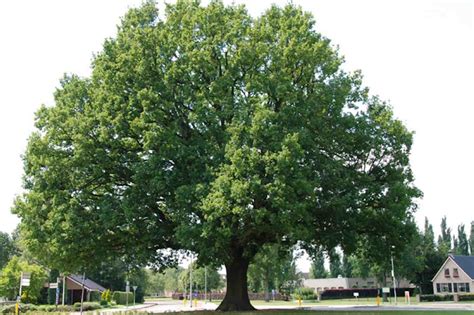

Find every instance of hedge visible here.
[73,302,102,311]
[292,288,317,300]
[171,292,289,301]
[458,294,474,301]
[320,288,416,300]
[419,294,453,302]
[0,304,36,314]
[90,291,101,302]
[112,291,134,305]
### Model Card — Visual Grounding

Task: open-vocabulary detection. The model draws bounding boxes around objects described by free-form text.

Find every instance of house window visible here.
[444,268,450,277]
[453,268,459,278]
[439,283,452,292]
[458,283,471,293]
[436,283,441,293]
[454,283,458,292]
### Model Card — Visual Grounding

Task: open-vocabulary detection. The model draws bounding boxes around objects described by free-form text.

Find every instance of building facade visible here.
[303,277,411,293]
[432,255,474,295]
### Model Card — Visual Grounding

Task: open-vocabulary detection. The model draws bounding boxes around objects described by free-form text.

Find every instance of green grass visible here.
[147,312,473,315]
[205,297,418,307]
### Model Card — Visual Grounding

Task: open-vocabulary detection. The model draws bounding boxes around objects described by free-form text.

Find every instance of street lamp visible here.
[189,253,193,308]
[390,245,397,305]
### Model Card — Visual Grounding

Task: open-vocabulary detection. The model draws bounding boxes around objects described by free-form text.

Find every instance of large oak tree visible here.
[13,0,420,310]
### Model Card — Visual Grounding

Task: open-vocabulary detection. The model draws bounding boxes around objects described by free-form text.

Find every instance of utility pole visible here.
[80,273,86,315]
[391,246,397,305]
[189,253,193,308]
[62,275,66,306]
[204,266,208,303]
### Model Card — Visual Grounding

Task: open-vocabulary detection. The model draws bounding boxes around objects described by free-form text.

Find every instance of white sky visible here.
[0,1,472,272]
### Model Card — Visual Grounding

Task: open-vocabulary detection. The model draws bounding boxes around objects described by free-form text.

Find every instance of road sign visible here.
[353,292,359,297]
[21,272,31,279]
[132,286,137,291]
[382,287,390,293]
[49,283,58,289]
[21,279,30,286]
[126,285,130,293]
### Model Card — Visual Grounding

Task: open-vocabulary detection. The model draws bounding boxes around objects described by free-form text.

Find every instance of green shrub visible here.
[420,294,453,302]
[112,291,134,305]
[90,291,101,302]
[0,303,36,314]
[100,300,108,306]
[73,302,102,311]
[101,289,112,303]
[459,294,474,301]
[292,288,317,300]
[56,305,74,312]
[36,305,57,312]
[0,304,15,314]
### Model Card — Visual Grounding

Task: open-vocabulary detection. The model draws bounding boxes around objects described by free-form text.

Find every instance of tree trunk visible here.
[217,252,255,311]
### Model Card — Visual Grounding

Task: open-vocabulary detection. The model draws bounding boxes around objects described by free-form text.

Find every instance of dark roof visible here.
[451,255,474,279]
[69,274,106,292]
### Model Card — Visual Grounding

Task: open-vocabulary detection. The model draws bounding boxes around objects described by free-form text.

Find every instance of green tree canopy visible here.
[13,0,420,310]
[438,216,452,256]
[309,247,327,279]
[0,232,15,269]
[179,263,222,294]
[456,224,469,256]
[247,244,300,297]
[469,222,474,255]
[328,248,342,278]
[0,256,47,303]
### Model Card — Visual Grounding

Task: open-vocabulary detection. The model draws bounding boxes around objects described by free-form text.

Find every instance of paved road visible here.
[97,300,474,313]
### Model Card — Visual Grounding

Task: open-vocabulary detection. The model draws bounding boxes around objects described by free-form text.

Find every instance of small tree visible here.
[309,247,328,279]
[0,256,47,303]
[0,232,15,270]
[457,225,469,255]
[469,222,474,255]
[328,249,342,278]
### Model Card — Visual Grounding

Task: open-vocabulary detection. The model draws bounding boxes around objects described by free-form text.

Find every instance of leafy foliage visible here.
[0,232,15,270]
[13,0,420,310]
[247,245,301,295]
[456,224,469,255]
[469,221,474,255]
[0,256,47,303]
[179,263,222,293]
[309,247,328,279]
[328,248,342,278]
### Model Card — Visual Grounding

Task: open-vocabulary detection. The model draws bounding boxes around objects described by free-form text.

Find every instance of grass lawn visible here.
[152,311,473,315]
[204,297,419,307]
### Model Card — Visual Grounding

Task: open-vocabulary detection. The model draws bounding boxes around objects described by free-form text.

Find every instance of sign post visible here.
[126,280,130,308]
[353,292,359,302]
[404,291,410,304]
[132,286,138,306]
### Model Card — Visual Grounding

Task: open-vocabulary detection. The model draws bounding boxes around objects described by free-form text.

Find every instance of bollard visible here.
[298,297,302,307]
[376,295,381,307]
[194,298,198,308]
[183,298,187,306]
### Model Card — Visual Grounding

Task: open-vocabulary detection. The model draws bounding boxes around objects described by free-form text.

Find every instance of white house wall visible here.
[432,257,473,294]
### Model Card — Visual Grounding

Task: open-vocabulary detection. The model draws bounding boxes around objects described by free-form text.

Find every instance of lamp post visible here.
[390,246,397,305]
[204,266,207,303]
[189,253,193,308]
